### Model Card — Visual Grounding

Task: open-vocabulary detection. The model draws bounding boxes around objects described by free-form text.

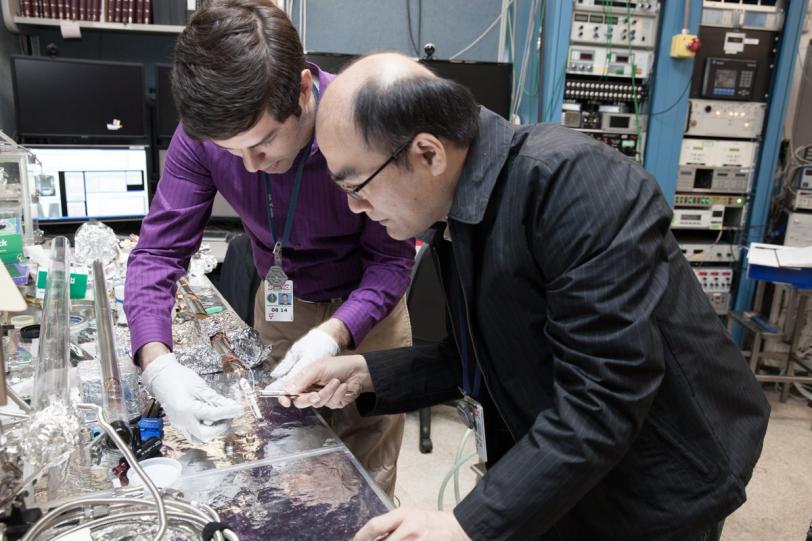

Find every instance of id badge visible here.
[457,395,488,464]
[264,280,294,322]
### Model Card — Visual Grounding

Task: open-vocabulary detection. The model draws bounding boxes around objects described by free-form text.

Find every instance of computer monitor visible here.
[29,146,150,223]
[305,53,513,120]
[419,59,513,120]
[155,64,179,145]
[11,56,146,141]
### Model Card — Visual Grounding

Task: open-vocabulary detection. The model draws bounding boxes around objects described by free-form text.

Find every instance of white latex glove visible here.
[141,353,244,442]
[266,328,340,392]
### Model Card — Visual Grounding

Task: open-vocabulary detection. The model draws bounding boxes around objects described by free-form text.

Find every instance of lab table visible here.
[4,277,390,540]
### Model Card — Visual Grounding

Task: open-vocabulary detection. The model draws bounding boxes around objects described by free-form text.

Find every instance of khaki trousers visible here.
[254,291,411,496]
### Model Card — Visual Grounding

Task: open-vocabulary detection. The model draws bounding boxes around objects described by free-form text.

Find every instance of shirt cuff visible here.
[128,314,174,365]
[332,299,377,348]
[453,495,500,541]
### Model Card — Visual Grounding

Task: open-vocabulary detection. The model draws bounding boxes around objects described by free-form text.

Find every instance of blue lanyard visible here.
[262,149,307,247]
[458,294,481,398]
[262,81,319,248]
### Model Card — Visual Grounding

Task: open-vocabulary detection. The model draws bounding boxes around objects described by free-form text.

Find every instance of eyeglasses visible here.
[337,138,412,201]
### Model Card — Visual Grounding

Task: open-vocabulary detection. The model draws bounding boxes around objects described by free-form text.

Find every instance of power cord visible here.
[405,0,422,57]
[437,428,477,511]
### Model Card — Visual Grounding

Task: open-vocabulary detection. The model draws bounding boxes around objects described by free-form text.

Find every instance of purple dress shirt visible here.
[124,65,414,357]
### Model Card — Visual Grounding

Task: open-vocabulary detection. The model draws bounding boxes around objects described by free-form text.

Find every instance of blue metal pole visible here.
[643,0,703,206]
[539,0,572,124]
[733,0,809,327]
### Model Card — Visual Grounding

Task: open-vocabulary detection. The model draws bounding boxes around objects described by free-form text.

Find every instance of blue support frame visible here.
[732,0,809,330]
[643,0,703,205]
[538,0,572,124]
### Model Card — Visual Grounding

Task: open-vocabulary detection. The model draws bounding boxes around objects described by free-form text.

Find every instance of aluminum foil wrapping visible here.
[209,310,245,333]
[175,344,226,375]
[162,393,338,474]
[199,317,223,340]
[18,402,81,469]
[0,432,24,508]
[172,310,271,374]
[171,319,204,350]
[73,221,119,265]
[178,449,389,541]
[113,325,133,358]
[225,327,271,369]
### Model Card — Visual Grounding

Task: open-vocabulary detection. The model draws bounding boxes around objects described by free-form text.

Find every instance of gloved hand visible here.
[266,328,340,392]
[141,353,244,442]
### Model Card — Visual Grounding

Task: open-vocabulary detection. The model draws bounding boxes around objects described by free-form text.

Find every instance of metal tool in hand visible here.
[265,241,288,288]
[259,390,301,399]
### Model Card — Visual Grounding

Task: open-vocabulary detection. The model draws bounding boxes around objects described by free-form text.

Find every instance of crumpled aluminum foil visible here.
[208,310,245,334]
[199,317,223,340]
[73,221,119,266]
[172,319,204,349]
[18,402,81,469]
[175,344,226,375]
[226,327,272,369]
[174,328,271,374]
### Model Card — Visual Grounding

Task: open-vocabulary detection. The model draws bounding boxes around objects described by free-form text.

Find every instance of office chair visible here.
[406,243,448,453]
[214,234,261,327]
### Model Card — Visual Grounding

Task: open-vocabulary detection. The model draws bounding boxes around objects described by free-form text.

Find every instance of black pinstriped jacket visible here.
[359,108,770,541]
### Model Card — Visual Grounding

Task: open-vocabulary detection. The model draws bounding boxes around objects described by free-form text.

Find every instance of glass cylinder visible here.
[31,236,71,411]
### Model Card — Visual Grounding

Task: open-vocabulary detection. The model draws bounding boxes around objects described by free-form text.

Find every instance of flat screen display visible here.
[419,59,513,120]
[11,56,145,139]
[29,146,150,223]
[304,53,513,120]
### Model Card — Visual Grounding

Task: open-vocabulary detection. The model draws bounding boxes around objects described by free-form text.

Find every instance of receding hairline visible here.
[321,55,440,123]
[343,53,437,92]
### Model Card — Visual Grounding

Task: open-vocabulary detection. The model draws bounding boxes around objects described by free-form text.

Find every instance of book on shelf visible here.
[16,0,150,23]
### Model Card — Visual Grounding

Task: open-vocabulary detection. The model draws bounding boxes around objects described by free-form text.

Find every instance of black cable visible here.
[417,0,422,54]
[406,0,420,56]
[649,79,691,117]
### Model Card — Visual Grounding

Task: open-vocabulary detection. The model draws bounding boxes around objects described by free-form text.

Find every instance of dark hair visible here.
[172,0,305,141]
[352,74,480,163]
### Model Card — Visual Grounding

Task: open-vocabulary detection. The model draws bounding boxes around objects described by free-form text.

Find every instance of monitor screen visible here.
[29,146,150,223]
[11,56,146,140]
[305,53,513,120]
[156,64,179,141]
[419,59,513,120]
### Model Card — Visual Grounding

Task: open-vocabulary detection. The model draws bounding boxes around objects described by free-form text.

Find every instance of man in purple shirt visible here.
[125,0,413,495]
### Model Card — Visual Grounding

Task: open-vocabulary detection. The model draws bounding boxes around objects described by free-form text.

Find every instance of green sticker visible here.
[37,269,89,299]
[0,232,24,265]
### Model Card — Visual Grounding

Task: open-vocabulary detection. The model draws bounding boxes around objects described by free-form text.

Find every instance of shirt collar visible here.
[305,62,337,160]
[447,107,514,224]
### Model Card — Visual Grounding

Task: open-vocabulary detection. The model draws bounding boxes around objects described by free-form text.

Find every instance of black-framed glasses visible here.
[338,138,412,201]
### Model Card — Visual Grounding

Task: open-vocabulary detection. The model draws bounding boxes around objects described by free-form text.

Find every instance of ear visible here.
[412,133,447,177]
[299,69,314,107]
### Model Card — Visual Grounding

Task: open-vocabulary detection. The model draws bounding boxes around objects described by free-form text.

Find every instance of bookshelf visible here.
[2,0,185,35]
